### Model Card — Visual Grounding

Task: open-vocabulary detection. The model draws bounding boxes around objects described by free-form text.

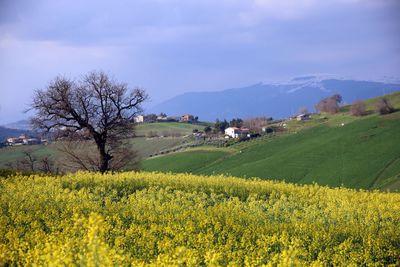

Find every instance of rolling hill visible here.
[143,92,400,191]
[2,120,32,131]
[149,76,400,121]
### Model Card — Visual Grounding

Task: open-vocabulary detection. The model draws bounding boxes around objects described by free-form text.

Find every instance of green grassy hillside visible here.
[0,122,199,169]
[143,92,400,190]
[135,122,201,136]
[0,144,58,167]
[143,147,233,173]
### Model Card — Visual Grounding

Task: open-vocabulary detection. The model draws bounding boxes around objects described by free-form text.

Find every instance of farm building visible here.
[225,127,250,138]
[134,115,144,123]
[6,134,41,146]
[297,113,311,121]
[180,114,194,122]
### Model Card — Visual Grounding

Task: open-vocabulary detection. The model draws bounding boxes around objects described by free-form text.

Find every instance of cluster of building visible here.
[294,113,311,121]
[6,134,47,146]
[134,114,197,123]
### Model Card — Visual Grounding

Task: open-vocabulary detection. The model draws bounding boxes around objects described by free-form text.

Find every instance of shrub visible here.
[376,97,395,115]
[315,94,342,114]
[350,100,366,116]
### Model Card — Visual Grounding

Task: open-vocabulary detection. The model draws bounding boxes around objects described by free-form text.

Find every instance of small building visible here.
[6,134,41,146]
[225,127,250,138]
[134,115,144,123]
[180,114,194,122]
[297,113,311,121]
[23,138,41,145]
[6,137,23,145]
[156,115,168,121]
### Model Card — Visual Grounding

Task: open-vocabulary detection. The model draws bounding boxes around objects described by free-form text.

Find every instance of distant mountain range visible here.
[2,120,32,131]
[3,76,400,127]
[148,76,400,121]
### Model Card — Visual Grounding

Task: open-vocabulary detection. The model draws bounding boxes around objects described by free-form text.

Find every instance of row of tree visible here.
[315,94,395,116]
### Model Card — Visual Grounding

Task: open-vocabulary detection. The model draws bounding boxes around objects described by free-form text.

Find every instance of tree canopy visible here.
[30,71,148,173]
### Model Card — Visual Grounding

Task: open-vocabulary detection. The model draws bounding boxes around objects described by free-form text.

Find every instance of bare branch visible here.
[30,71,147,173]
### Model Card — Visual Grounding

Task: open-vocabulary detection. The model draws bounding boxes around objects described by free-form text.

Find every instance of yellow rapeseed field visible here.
[0,171,399,266]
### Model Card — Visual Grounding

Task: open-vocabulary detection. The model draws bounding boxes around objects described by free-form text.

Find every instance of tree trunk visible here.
[97,142,111,173]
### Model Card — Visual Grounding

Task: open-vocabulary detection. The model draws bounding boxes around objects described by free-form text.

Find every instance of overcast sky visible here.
[0,0,399,124]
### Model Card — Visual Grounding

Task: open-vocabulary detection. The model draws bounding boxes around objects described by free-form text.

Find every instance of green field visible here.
[144,93,400,190]
[0,122,199,168]
[134,122,202,136]
[143,147,234,173]
[2,94,400,190]
[0,144,58,167]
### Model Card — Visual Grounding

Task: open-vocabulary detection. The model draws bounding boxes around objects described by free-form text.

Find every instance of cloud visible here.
[238,0,400,26]
[0,0,399,123]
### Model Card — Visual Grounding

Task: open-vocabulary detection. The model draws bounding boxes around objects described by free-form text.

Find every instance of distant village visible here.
[135,111,313,140]
[3,111,313,147]
[5,134,48,147]
[133,113,198,123]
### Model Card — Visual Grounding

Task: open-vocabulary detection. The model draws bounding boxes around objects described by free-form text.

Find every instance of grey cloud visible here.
[0,0,399,123]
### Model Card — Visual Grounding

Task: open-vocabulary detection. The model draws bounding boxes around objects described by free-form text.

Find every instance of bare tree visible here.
[30,71,148,173]
[242,117,269,134]
[376,97,394,115]
[18,150,37,172]
[350,100,366,116]
[38,156,59,174]
[56,139,140,172]
[315,94,342,114]
[5,149,58,174]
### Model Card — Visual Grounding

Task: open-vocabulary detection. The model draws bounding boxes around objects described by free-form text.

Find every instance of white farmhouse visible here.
[224,127,250,138]
[134,115,144,123]
[296,114,310,121]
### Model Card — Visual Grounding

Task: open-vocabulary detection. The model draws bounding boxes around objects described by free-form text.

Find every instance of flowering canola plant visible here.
[0,171,399,266]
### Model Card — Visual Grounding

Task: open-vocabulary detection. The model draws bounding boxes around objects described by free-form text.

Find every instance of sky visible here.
[0,0,399,124]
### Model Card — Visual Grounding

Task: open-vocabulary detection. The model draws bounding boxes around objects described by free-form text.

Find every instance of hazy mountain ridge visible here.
[149,78,400,121]
[0,126,32,142]
[2,120,32,131]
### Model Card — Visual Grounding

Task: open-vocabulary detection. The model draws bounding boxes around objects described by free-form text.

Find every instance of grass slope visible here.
[135,122,201,136]
[204,114,400,189]
[0,144,58,168]
[130,137,187,158]
[0,122,198,168]
[143,148,233,173]
[143,93,400,190]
